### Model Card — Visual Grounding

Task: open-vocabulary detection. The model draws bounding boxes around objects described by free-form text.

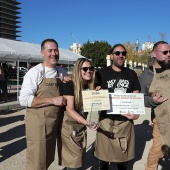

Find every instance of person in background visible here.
[58,58,99,170]
[94,44,140,170]
[2,63,9,97]
[0,62,7,102]
[139,41,170,170]
[27,64,32,70]
[19,38,69,170]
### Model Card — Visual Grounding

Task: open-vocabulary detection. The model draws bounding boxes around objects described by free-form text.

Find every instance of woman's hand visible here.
[95,86,101,91]
[86,121,99,131]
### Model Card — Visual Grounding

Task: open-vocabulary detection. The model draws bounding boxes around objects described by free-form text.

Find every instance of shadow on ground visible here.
[0,108,26,162]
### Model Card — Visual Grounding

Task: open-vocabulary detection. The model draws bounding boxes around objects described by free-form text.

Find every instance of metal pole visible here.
[17,57,19,101]
[68,58,69,74]
[70,33,79,44]
[70,33,79,54]
[136,47,138,66]
[135,39,140,67]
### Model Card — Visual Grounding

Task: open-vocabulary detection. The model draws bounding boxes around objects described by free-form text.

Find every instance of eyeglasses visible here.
[81,67,94,72]
[112,51,127,56]
[157,50,170,55]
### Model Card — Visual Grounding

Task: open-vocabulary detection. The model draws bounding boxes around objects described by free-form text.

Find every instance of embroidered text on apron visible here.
[25,67,62,170]
[149,69,170,147]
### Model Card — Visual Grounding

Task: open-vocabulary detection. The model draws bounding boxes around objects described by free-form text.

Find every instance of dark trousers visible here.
[98,160,128,170]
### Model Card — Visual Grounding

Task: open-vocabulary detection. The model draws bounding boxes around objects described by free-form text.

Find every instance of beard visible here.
[112,59,125,68]
[157,58,170,70]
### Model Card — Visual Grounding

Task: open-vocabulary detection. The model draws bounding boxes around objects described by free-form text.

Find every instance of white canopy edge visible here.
[0,38,85,63]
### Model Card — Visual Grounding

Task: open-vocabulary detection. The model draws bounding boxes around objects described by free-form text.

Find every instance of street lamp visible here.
[135,39,140,67]
[70,33,79,54]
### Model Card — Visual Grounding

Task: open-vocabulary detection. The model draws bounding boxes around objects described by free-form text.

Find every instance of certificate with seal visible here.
[107,93,145,114]
[82,90,110,112]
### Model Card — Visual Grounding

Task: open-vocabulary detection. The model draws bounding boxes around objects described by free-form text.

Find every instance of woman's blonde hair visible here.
[71,58,95,111]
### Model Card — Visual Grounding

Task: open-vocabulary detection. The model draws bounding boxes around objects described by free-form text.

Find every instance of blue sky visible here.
[20,0,170,49]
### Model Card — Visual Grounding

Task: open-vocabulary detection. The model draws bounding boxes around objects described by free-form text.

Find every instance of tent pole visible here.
[68,59,69,74]
[17,57,19,101]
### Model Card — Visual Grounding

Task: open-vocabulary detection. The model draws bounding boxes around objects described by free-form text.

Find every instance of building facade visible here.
[69,43,82,55]
[142,41,154,50]
[0,0,21,40]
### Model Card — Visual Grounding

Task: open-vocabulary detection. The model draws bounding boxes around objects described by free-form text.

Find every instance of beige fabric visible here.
[25,72,62,170]
[149,69,170,147]
[94,118,135,162]
[58,112,87,168]
[145,118,164,170]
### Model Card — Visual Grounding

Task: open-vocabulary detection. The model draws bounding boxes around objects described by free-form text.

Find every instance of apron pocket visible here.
[116,137,128,153]
[70,131,86,150]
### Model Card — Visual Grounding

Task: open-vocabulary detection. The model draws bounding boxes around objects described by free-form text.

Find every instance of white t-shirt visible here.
[19,64,68,107]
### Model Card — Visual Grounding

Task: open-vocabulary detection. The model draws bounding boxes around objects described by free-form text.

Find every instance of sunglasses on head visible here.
[158,50,170,55]
[112,51,127,56]
[81,67,94,72]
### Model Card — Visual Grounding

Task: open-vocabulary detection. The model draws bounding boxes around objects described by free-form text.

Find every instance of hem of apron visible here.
[94,153,134,163]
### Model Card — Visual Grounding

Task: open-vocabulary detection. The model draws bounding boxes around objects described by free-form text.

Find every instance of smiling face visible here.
[81,61,94,83]
[41,41,59,68]
[110,45,126,71]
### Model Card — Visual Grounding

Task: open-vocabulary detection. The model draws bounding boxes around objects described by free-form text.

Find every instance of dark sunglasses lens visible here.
[114,51,120,56]
[82,67,88,72]
[122,52,126,56]
[163,51,168,55]
[89,67,94,71]
[82,67,94,72]
[114,51,126,56]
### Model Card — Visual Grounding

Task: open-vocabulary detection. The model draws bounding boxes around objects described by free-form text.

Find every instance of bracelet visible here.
[77,116,82,123]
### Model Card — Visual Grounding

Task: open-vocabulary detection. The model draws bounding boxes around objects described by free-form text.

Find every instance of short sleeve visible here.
[63,81,74,96]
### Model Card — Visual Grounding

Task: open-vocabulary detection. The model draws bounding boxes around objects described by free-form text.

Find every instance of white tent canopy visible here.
[0,38,84,63]
[0,38,85,101]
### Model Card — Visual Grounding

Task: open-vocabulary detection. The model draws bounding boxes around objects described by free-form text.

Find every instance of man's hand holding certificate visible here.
[107,93,145,114]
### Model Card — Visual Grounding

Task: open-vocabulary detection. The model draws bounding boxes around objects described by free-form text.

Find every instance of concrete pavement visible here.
[1,105,170,169]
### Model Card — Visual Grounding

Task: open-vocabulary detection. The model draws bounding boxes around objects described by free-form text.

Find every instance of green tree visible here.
[80,40,112,67]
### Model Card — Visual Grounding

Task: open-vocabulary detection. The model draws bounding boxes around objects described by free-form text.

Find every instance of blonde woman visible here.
[58,58,99,170]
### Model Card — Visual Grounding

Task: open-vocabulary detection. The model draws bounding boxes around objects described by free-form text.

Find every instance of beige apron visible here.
[58,112,87,168]
[94,117,135,162]
[25,67,62,170]
[149,69,170,147]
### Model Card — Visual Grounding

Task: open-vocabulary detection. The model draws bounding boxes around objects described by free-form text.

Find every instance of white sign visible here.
[107,93,145,114]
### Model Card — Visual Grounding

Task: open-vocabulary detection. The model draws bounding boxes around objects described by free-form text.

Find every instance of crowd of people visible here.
[18,38,170,170]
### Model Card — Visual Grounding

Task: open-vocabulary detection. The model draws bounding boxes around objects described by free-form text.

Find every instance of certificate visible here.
[82,90,110,112]
[107,93,145,114]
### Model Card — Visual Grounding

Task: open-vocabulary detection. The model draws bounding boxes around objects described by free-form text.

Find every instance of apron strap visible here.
[153,66,156,75]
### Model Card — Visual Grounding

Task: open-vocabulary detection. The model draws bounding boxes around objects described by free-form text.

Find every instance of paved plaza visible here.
[0,96,170,170]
